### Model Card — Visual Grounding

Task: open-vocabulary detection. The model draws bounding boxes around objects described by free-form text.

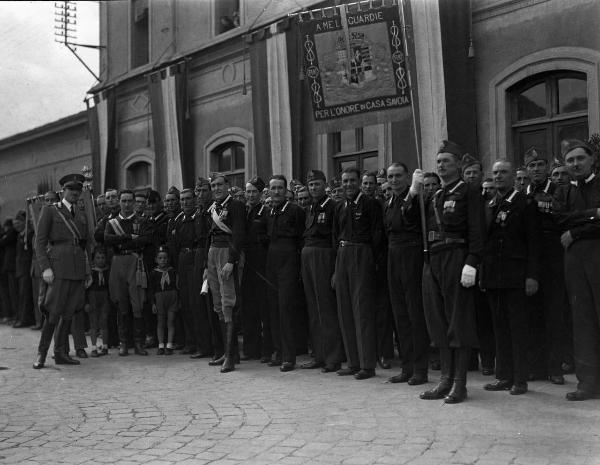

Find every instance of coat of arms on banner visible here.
[300,5,410,130]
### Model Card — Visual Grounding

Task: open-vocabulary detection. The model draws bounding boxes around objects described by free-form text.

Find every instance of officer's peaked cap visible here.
[59,173,85,191]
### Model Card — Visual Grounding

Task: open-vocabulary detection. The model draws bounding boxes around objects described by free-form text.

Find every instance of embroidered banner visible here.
[300,5,411,132]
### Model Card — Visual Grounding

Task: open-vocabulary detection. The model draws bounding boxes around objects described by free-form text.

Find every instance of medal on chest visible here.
[495,209,508,227]
[443,200,456,214]
[317,212,326,224]
[537,200,551,213]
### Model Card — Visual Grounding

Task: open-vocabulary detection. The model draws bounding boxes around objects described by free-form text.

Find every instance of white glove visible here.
[42,268,54,285]
[460,264,476,288]
[409,169,424,196]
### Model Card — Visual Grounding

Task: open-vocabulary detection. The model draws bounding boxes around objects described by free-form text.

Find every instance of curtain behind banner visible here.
[148,63,193,193]
[87,89,116,194]
[267,24,293,180]
[249,32,273,179]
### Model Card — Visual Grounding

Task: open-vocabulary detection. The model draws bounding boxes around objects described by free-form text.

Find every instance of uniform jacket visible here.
[480,188,540,289]
[207,195,246,263]
[0,226,17,273]
[553,173,600,242]
[35,201,89,280]
[267,200,306,250]
[303,195,336,248]
[15,230,33,278]
[245,202,269,249]
[148,266,178,301]
[384,187,422,245]
[416,178,484,266]
[333,192,383,254]
[527,179,561,235]
[144,210,170,267]
[94,210,118,244]
[104,212,150,254]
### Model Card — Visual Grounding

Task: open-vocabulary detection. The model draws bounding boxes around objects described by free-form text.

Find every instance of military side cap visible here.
[563,139,593,156]
[461,153,481,171]
[376,168,387,179]
[306,169,326,183]
[59,173,85,191]
[438,140,464,157]
[248,176,265,192]
[196,177,211,188]
[167,186,180,197]
[524,146,546,167]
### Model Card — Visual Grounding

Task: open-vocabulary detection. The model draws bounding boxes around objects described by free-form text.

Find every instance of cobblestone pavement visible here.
[1,326,599,465]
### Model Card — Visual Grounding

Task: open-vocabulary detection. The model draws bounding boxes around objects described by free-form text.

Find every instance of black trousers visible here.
[422,246,478,348]
[565,240,600,394]
[301,246,344,367]
[375,255,394,361]
[242,246,270,358]
[487,288,529,384]
[193,248,213,354]
[178,250,207,352]
[335,244,376,370]
[388,244,429,376]
[266,244,303,364]
[16,274,34,325]
[475,287,495,369]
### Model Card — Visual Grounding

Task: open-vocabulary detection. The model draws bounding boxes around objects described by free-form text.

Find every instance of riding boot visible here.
[420,347,453,400]
[221,321,235,373]
[133,317,148,355]
[445,347,470,404]
[54,319,80,365]
[33,319,56,369]
[209,320,227,366]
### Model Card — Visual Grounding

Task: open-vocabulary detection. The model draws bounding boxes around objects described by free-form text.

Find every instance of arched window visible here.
[211,142,245,188]
[509,71,588,164]
[126,161,151,190]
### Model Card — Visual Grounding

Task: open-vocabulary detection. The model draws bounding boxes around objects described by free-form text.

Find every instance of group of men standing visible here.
[30,137,600,403]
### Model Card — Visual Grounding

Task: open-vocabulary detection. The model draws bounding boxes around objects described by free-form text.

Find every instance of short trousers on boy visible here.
[155,290,178,317]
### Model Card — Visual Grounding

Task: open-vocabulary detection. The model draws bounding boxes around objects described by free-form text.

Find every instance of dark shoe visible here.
[321,364,341,373]
[509,383,528,395]
[337,367,360,376]
[134,344,148,356]
[31,324,43,331]
[268,359,282,367]
[484,379,513,391]
[209,355,226,366]
[430,359,441,371]
[76,349,88,358]
[301,360,324,369]
[190,351,210,359]
[165,348,174,355]
[119,344,128,356]
[280,362,295,372]
[90,350,99,358]
[444,381,467,404]
[12,321,26,328]
[180,346,194,355]
[407,374,428,386]
[354,369,376,380]
[55,352,81,365]
[482,367,495,376]
[420,380,452,400]
[144,336,157,349]
[33,352,47,369]
[549,375,565,385]
[378,357,391,370]
[260,356,270,363]
[566,390,595,401]
[388,371,411,383]
[157,348,165,355]
[99,348,108,356]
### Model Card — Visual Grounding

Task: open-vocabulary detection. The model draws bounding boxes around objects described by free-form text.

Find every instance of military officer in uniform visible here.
[385,162,429,385]
[333,167,383,380]
[266,175,306,372]
[241,176,270,362]
[525,149,569,385]
[301,170,344,373]
[481,160,540,395]
[416,140,484,403]
[33,174,90,369]
[554,140,600,400]
[170,188,207,356]
[205,173,246,373]
[104,189,151,356]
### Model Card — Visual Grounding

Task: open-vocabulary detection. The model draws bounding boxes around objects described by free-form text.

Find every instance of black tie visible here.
[70,206,75,218]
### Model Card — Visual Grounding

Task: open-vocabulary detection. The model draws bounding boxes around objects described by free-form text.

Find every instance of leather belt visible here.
[339,240,368,247]
[429,239,466,251]
[427,231,465,242]
[115,250,136,256]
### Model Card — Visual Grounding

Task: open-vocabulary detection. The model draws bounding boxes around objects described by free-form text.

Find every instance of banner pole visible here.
[398,0,429,258]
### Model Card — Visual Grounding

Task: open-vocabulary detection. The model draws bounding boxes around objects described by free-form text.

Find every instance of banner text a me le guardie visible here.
[300,5,411,133]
